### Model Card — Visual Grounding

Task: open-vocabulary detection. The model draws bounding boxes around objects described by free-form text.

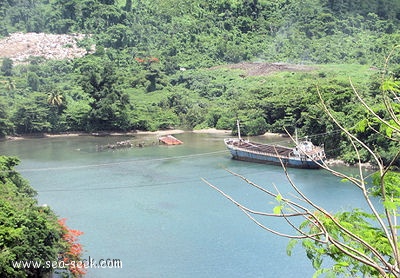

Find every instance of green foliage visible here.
[0,0,397,163]
[0,156,65,278]
[290,209,391,277]
[59,99,91,131]
[1,58,13,77]
[371,171,400,211]
[75,56,131,130]
[0,99,14,137]
[26,72,39,92]
[0,1,400,276]
[12,92,51,134]
[283,73,400,276]
[2,0,400,65]
[350,71,400,166]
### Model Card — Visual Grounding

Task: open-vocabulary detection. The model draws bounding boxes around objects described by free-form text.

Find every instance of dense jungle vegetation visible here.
[0,0,400,164]
[0,156,85,277]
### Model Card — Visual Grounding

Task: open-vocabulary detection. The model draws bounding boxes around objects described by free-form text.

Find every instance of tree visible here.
[76,57,131,131]
[45,89,65,132]
[12,92,51,134]
[26,72,40,92]
[203,53,400,277]
[124,0,132,12]
[60,100,91,131]
[3,78,15,92]
[1,58,13,76]
[0,100,14,137]
[47,90,64,106]
[1,78,16,100]
[103,24,134,49]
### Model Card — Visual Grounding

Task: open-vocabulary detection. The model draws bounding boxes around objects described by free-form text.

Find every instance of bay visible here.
[0,132,369,277]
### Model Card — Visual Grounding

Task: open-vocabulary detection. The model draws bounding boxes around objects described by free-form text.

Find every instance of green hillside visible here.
[1,0,400,65]
[0,0,399,164]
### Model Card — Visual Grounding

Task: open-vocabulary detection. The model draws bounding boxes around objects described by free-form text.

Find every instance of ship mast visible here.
[237,119,242,140]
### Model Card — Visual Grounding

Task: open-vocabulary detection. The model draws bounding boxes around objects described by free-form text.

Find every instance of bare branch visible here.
[202,177,313,239]
[350,79,399,136]
[383,149,400,176]
[317,87,384,172]
[318,93,400,267]
[223,168,311,213]
[203,166,393,276]
[329,237,391,277]
[383,93,400,128]
[281,161,390,269]
[368,123,399,143]
[239,207,323,240]
[282,127,364,189]
[204,52,400,276]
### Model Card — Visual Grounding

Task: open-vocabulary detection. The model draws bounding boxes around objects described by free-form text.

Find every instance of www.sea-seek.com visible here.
[12,257,123,269]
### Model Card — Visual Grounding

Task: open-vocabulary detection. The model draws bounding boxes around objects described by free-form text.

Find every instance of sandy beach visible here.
[191,128,231,134]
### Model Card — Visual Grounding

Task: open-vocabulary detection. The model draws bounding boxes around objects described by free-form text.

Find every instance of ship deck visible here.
[228,140,293,157]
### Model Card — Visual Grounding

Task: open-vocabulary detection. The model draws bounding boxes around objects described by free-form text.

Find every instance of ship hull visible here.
[227,147,322,169]
[224,139,324,169]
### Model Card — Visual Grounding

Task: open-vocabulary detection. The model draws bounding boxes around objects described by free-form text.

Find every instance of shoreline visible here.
[2,129,297,141]
[3,130,376,169]
[4,128,232,141]
[325,159,376,169]
[6,129,288,140]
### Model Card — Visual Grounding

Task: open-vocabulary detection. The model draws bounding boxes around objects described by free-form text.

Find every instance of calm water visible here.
[0,133,369,277]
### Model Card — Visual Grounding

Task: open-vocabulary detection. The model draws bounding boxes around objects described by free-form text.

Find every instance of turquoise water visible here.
[0,133,368,277]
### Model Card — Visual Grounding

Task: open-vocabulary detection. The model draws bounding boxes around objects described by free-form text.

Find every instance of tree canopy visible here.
[0,0,399,165]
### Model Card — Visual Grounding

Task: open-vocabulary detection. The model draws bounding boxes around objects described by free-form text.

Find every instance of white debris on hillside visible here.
[0,32,95,62]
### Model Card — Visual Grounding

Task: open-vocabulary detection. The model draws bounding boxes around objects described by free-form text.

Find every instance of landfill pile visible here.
[0,32,94,63]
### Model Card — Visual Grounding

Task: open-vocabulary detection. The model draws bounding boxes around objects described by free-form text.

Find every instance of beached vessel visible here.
[158,135,183,145]
[224,122,325,169]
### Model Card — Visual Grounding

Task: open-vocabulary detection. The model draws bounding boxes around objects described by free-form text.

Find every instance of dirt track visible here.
[211,62,316,76]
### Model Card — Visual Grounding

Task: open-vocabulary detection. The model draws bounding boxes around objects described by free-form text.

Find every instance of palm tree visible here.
[47,91,64,106]
[1,78,16,91]
[5,78,16,92]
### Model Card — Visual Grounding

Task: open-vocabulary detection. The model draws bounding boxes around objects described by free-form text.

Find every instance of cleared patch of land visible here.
[0,32,94,62]
[211,62,316,76]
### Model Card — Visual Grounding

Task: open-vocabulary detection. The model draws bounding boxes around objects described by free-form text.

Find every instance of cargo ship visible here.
[224,122,325,169]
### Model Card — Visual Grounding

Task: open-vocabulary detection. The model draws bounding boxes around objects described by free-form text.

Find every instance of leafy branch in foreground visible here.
[203,53,400,277]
